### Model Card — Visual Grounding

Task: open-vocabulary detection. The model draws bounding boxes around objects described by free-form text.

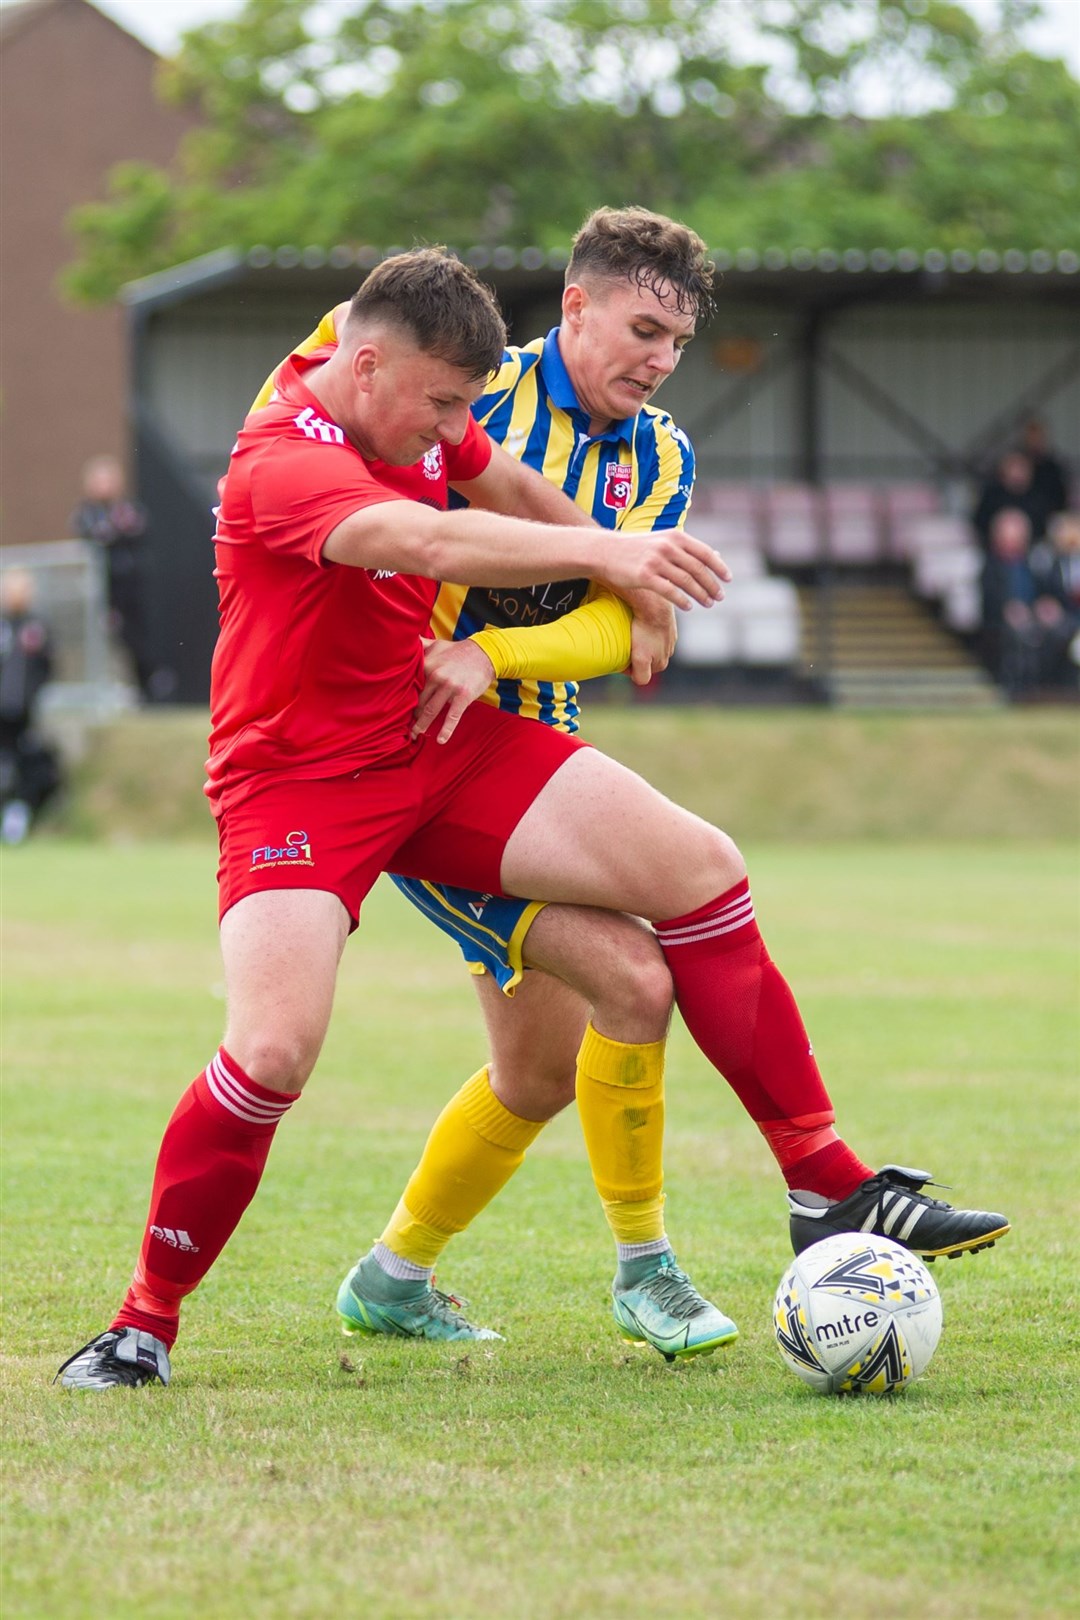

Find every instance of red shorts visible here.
[216,703,584,927]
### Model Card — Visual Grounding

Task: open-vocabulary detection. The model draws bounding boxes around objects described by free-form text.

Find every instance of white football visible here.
[773,1232,943,1395]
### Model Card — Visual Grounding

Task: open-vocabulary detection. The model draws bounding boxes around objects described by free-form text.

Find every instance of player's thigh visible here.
[500,749,744,919]
[473,962,589,1121]
[220,887,349,1092]
[521,902,673,1043]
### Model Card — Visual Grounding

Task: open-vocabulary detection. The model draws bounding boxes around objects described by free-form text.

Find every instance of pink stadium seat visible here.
[763,486,823,566]
[912,538,981,600]
[694,482,761,518]
[883,483,942,560]
[690,514,760,551]
[722,547,766,579]
[731,577,802,666]
[825,514,883,564]
[672,577,801,669]
[904,514,977,557]
[672,601,738,666]
[943,579,982,633]
[824,484,879,515]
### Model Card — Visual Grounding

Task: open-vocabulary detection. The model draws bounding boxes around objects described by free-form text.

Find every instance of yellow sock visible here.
[380,1068,545,1269]
[576,1023,667,1246]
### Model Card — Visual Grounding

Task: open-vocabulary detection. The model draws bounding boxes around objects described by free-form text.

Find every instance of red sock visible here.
[655,879,871,1199]
[111,1049,299,1349]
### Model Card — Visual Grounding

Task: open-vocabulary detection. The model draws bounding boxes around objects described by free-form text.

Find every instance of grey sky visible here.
[4,0,1078,82]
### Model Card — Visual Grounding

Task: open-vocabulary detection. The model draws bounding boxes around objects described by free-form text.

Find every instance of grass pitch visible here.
[2,838,1077,1620]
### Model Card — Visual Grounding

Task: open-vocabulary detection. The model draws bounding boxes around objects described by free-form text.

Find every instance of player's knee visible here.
[592,933,673,1040]
[700,825,746,893]
[624,947,675,1033]
[228,1030,318,1092]
[490,1060,576,1119]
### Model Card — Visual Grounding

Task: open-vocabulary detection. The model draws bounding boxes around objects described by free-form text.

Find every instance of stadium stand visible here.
[763,484,822,567]
[822,484,884,565]
[881,483,943,560]
[684,480,1001,705]
[673,576,802,671]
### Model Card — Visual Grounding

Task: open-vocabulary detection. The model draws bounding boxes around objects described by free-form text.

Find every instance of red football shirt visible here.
[206,346,493,813]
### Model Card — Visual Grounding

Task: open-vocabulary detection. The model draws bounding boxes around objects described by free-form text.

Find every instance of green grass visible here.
[2,840,1078,1620]
[48,704,1080,844]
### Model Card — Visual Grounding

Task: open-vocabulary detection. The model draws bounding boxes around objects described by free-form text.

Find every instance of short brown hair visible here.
[346,248,507,379]
[567,207,716,327]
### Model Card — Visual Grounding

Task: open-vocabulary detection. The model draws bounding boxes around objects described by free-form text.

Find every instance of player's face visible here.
[561,276,697,430]
[352,333,486,466]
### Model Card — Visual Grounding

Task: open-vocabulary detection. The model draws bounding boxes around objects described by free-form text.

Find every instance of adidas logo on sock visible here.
[150,1225,200,1252]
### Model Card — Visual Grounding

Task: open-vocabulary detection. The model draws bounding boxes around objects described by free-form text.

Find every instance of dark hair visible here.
[567,207,716,327]
[345,248,507,379]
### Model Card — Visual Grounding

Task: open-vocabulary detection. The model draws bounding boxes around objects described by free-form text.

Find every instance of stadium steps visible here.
[797,582,1002,710]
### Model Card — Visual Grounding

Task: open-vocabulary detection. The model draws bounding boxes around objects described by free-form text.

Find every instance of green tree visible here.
[64,0,1080,301]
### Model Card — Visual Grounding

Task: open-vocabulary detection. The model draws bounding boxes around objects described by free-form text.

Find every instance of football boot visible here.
[788,1164,1011,1260]
[55,1327,171,1389]
[611,1250,738,1363]
[337,1255,502,1342]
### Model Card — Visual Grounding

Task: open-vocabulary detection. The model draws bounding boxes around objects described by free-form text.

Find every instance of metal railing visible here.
[0,540,135,715]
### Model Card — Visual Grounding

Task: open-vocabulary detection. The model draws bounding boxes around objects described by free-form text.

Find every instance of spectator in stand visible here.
[972,449,1046,552]
[1032,512,1080,687]
[1039,512,1080,613]
[980,507,1072,695]
[0,569,61,843]
[71,455,156,698]
[1020,418,1069,526]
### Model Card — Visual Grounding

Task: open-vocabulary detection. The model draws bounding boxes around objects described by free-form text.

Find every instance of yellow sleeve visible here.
[249,309,340,411]
[469,585,632,682]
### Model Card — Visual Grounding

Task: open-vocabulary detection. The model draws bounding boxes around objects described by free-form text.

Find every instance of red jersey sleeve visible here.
[245,436,408,566]
[445,413,493,484]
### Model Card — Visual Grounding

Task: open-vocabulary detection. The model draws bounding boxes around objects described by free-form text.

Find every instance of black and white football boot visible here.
[788,1164,1011,1261]
[54,1328,171,1389]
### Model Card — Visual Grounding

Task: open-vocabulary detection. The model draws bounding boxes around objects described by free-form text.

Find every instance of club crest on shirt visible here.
[422,445,444,479]
[603,462,632,510]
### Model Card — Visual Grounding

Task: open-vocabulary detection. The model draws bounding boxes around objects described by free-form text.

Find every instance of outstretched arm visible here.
[322,500,729,611]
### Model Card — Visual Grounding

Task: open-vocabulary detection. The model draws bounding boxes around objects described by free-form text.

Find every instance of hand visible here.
[412,637,496,744]
[603,530,731,611]
[626,595,677,684]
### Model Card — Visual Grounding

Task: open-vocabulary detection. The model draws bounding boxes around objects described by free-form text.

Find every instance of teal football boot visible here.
[337,1254,503,1343]
[611,1251,738,1363]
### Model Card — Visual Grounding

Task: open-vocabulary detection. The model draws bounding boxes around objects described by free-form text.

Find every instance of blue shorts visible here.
[388,875,546,995]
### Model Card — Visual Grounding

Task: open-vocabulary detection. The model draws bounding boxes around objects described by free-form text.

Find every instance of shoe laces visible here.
[870,1169,952,1213]
[53,1331,120,1383]
[416,1281,476,1328]
[635,1260,711,1322]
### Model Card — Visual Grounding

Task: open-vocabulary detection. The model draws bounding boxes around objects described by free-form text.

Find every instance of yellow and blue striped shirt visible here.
[435,328,696,730]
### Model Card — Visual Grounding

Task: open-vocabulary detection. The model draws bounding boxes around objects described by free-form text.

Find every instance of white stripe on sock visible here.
[206,1054,292,1125]
[212,1052,292,1116]
[657,895,754,936]
[655,899,755,946]
[656,914,757,948]
[206,1059,285,1123]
